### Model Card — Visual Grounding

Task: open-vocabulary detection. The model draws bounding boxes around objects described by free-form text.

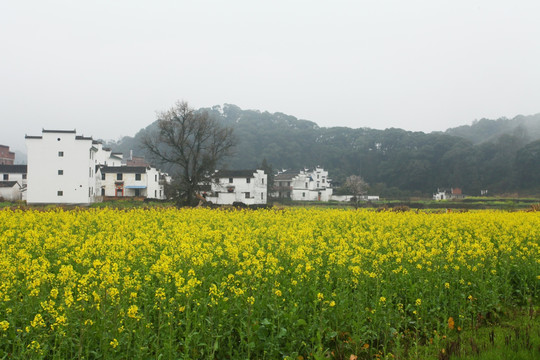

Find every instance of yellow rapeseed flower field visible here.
[0,208,538,358]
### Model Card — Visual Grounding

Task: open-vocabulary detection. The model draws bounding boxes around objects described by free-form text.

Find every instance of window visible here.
[155,190,157,198]
[135,173,141,181]
[58,151,64,157]
[57,191,63,196]
[101,173,105,180]
[305,182,308,188]
[117,173,123,181]
[302,192,305,197]
[155,174,157,182]
[229,178,233,183]
[245,192,250,198]
[89,168,92,177]
[101,188,105,196]
[261,193,264,200]
[317,182,320,188]
[2,174,7,180]
[23,174,27,180]
[246,178,251,183]
[322,179,325,183]
[135,189,140,196]
[58,170,63,175]
[262,178,264,185]
[317,174,320,179]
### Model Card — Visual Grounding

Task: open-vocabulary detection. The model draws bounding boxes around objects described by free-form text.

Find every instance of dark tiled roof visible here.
[101,166,148,174]
[75,135,93,141]
[0,165,27,173]
[25,135,42,139]
[275,171,299,181]
[42,129,76,134]
[214,169,258,178]
[0,181,19,188]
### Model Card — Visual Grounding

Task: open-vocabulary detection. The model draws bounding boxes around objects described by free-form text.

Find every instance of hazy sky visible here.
[1,1,539,152]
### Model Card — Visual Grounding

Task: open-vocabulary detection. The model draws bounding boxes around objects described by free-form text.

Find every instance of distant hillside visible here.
[445,114,540,144]
[107,105,540,197]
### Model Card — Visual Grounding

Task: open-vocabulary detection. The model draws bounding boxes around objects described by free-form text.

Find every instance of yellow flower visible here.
[110,338,119,348]
[127,305,139,319]
[379,296,386,303]
[0,320,9,331]
[415,298,422,306]
[317,293,324,301]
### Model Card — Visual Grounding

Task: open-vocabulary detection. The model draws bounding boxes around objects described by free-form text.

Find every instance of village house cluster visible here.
[0,130,169,204]
[0,129,386,206]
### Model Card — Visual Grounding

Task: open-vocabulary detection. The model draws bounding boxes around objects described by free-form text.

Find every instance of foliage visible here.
[141,101,235,206]
[0,208,539,359]
[108,105,540,197]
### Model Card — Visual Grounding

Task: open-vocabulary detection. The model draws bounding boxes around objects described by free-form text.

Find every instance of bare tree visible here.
[345,175,369,208]
[142,101,235,206]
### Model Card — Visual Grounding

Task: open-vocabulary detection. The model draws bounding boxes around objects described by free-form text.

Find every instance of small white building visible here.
[0,181,22,201]
[100,166,166,199]
[273,166,333,201]
[0,165,27,201]
[203,169,267,205]
[26,130,99,205]
[433,188,466,201]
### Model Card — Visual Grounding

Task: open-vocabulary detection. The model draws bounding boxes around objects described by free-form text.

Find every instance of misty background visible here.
[1,1,539,153]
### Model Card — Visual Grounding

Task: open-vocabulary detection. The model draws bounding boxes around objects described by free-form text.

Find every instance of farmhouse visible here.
[273,166,333,201]
[433,187,466,200]
[202,169,267,205]
[99,166,166,199]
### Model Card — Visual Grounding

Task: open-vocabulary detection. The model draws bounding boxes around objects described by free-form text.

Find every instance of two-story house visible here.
[100,166,166,199]
[273,166,333,201]
[202,169,267,205]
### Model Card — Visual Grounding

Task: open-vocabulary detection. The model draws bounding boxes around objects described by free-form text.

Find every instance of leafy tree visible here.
[141,101,235,206]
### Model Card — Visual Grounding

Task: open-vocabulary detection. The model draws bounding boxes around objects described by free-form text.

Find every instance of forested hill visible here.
[108,105,540,196]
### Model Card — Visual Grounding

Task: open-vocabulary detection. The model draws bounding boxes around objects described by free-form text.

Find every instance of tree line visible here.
[108,104,540,198]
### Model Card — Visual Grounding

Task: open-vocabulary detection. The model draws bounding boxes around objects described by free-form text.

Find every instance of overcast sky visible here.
[1,0,539,152]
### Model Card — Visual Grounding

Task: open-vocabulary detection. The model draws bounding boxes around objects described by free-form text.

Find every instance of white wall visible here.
[26,131,96,204]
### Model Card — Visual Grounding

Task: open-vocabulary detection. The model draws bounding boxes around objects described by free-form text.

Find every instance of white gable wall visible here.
[26,131,95,204]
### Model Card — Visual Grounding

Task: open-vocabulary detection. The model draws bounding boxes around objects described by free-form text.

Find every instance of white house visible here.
[0,165,27,201]
[26,130,99,205]
[433,188,466,201]
[99,166,166,199]
[203,169,267,205]
[273,166,333,201]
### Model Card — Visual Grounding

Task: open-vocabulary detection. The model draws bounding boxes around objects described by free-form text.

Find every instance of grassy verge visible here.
[408,308,540,360]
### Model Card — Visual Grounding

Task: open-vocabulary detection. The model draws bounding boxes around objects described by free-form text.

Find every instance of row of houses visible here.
[1,129,371,206]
